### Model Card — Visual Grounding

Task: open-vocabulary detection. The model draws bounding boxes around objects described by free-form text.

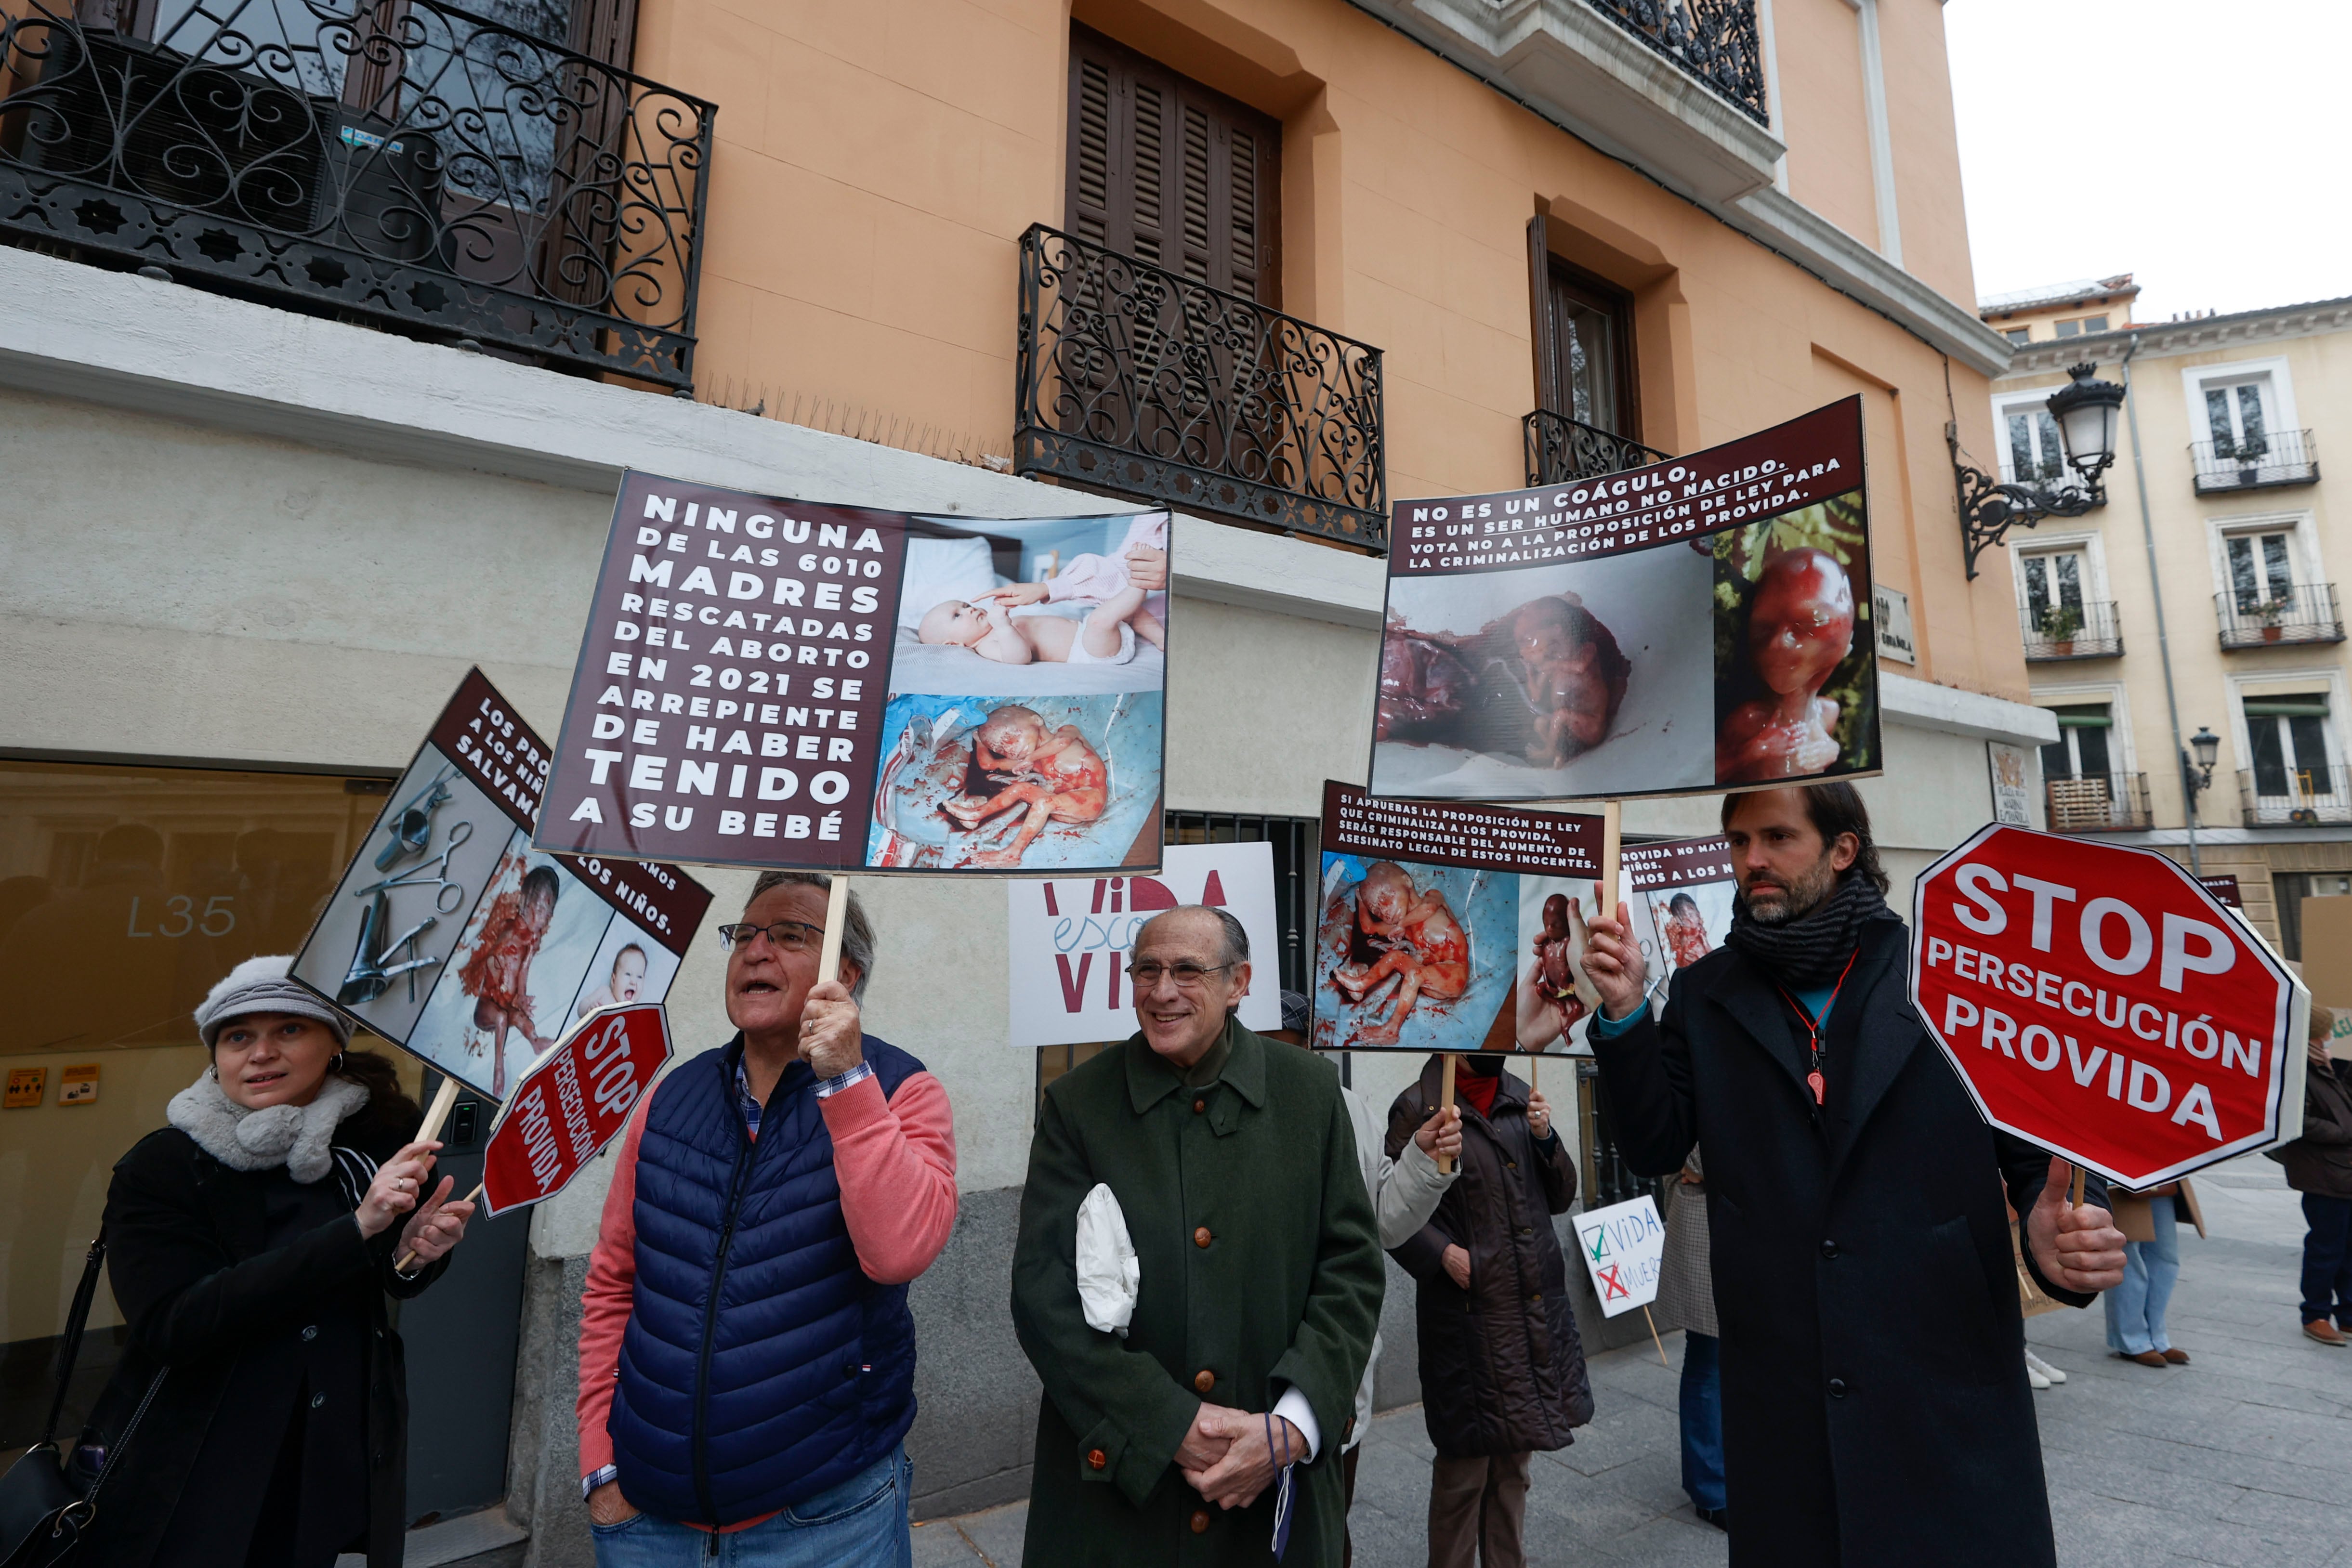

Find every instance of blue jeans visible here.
[590,1447,913,1568]
[1679,1332,1725,1511]
[2103,1195,2180,1355]
[2301,1193,2352,1326]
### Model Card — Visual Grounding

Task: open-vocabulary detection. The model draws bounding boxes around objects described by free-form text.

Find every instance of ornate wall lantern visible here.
[1950,362,2128,579]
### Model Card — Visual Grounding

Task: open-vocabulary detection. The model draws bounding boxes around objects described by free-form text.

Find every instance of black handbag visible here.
[0,1230,167,1568]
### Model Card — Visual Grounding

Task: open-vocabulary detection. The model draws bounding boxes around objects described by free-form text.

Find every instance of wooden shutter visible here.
[1066,24,1279,307]
[1528,227,1639,441]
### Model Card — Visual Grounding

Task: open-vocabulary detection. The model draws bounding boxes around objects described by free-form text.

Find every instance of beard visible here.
[1742,850,1841,926]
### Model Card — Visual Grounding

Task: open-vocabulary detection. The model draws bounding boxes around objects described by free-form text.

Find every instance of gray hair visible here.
[1143,904,1249,967]
[746,871,874,1002]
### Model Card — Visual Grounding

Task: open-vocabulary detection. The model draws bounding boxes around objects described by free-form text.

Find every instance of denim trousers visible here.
[2103,1195,2180,1355]
[1678,1332,1725,1512]
[2301,1192,2352,1325]
[589,1447,913,1568]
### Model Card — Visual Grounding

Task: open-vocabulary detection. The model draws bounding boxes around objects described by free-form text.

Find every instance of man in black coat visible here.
[1581,784,2127,1567]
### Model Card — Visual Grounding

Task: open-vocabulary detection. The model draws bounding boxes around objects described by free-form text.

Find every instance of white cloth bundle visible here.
[1075,1182,1141,1337]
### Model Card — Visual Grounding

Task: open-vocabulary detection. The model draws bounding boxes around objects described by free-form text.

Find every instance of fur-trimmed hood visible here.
[166,1069,370,1184]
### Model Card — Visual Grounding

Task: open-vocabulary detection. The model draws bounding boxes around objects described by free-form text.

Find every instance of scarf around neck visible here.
[168,1069,369,1184]
[1724,871,1896,987]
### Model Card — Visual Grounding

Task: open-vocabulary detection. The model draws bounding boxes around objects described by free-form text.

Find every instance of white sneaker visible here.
[2023,1349,2066,1385]
[2025,1363,2050,1390]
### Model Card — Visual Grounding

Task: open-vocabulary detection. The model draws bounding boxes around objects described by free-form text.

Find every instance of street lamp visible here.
[1950,362,2129,579]
[2180,726,2221,874]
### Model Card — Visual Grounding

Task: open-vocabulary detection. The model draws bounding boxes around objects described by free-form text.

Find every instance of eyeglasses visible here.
[1125,961,1236,990]
[717,919,822,954]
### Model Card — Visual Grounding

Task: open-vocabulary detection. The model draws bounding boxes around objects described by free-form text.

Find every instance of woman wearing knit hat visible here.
[68,954,473,1568]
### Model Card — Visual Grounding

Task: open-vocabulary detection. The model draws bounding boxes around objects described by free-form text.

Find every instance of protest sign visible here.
[289,670,713,1101]
[479,1003,672,1219]
[1007,843,1282,1046]
[535,471,1169,875]
[1311,781,1603,1053]
[1911,823,2309,1187]
[1622,835,1736,1010]
[1571,1194,1666,1317]
[1371,399,1875,802]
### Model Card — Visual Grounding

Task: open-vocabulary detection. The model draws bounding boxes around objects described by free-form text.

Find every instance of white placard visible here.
[1987,741,2035,826]
[1007,842,1283,1047]
[1571,1194,1667,1317]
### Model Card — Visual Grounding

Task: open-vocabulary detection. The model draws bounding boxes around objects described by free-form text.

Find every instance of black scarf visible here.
[1724,871,1897,987]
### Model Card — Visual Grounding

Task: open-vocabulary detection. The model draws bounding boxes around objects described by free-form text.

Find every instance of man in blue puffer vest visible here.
[578,872,959,1565]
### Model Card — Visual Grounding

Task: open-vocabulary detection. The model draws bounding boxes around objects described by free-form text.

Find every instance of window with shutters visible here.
[1065,25,1279,306]
[1537,259,1638,440]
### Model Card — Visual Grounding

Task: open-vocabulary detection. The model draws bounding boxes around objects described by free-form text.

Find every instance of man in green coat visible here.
[1012,905,1385,1566]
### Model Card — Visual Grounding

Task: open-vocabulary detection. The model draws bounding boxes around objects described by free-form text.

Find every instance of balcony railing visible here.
[1015,224,1385,549]
[0,1,713,387]
[2215,584,2344,649]
[2240,765,2352,827]
[1586,0,1769,127]
[2192,430,2319,494]
[2047,773,2152,832]
[2022,600,2122,661]
[1524,409,1670,487]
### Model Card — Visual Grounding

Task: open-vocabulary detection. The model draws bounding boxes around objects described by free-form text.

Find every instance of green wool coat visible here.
[1011,1021,1385,1567]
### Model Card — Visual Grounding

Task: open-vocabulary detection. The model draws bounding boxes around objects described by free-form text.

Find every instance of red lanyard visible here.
[1777,949,1861,1106]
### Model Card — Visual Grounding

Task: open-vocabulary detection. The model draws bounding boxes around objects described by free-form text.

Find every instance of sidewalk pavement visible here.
[918,1153,2352,1567]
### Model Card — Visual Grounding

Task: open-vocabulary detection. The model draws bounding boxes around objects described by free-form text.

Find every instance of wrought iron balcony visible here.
[2240,765,2352,828]
[2192,429,2318,494]
[1014,224,1386,550]
[2046,773,2151,832]
[1524,409,1669,487]
[2022,600,2121,661]
[2215,584,2344,649]
[0,1,713,388]
[1586,1,1769,127]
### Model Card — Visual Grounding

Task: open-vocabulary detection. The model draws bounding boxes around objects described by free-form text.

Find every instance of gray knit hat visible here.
[194,955,353,1048]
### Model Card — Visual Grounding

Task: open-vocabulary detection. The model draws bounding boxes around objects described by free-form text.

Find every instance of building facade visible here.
[1989,294,2352,955]
[0,0,2054,1559]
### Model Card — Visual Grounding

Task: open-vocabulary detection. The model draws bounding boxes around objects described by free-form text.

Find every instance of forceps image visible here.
[354,818,474,914]
[339,889,441,1005]
[374,765,457,871]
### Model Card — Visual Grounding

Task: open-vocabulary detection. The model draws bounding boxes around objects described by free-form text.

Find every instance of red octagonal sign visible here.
[1911,824,2309,1187]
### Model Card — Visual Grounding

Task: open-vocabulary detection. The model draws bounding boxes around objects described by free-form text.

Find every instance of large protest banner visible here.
[289,670,713,1101]
[1912,824,2308,1187]
[535,472,1169,875]
[1371,398,1875,802]
[1005,843,1283,1046]
[1312,781,1603,1053]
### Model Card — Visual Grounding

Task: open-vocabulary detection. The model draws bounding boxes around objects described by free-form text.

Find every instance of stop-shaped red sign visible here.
[481,1003,673,1219]
[1911,824,2308,1187]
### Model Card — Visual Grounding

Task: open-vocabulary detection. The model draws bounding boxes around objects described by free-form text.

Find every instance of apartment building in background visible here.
[1980,272,2141,349]
[0,1,2050,1558]
[1989,288,2352,957]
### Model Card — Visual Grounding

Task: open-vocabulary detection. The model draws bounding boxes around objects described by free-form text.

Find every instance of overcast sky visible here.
[1946,0,2352,321]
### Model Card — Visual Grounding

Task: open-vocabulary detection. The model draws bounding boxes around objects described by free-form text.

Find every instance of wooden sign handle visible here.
[2068,1163,2086,1211]
[414,1074,461,1148]
[1437,1053,1459,1176]
[818,874,854,989]
[1642,1304,1669,1367]
[1599,799,1622,922]
[394,1180,486,1274]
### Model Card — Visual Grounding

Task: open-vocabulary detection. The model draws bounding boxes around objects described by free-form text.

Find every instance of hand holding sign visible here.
[2023,1154,2127,1294]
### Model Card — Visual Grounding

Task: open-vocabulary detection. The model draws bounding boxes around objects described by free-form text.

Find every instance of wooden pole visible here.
[1437,1053,1459,1175]
[415,1073,460,1147]
[1599,800,1622,921]
[2068,1163,2086,1211]
[1642,1305,1669,1367]
[394,1180,485,1274]
[818,873,854,989]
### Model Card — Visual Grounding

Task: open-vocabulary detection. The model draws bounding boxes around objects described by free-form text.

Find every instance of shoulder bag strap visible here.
[41,1229,107,1446]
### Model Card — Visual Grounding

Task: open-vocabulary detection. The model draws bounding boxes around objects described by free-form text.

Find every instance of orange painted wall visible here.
[628,0,2024,697]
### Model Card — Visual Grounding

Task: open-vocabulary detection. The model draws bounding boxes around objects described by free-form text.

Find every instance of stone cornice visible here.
[2003,297,2352,379]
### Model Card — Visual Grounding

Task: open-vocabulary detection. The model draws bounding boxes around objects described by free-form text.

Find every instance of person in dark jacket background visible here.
[576,872,958,1565]
[1385,1052,1591,1568]
[1581,784,2127,1567]
[79,954,473,1568]
[2279,1001,2352,1346]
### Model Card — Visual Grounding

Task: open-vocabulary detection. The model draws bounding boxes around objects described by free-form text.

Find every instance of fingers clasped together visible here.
[1177,1403,1303,1511]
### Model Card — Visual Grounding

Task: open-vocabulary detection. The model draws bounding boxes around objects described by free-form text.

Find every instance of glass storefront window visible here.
[0,758,413,1456]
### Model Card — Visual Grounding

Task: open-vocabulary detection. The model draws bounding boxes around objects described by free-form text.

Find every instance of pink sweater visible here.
[576,1061,959,1519]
